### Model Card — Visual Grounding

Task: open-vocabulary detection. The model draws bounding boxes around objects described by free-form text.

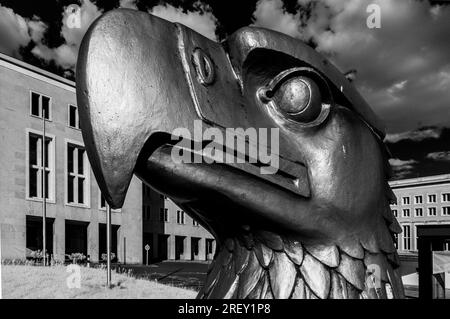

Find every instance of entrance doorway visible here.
[175,236,185,260]
[191,237,200,260]
[26,215,54,259]
[65,220,88,260]
[417,224,450,299]
[157,234,169,260]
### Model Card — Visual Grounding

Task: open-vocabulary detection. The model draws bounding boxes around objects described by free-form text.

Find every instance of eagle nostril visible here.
[192,48,215,86]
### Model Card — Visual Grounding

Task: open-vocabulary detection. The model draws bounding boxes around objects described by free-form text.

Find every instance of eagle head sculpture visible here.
[76,9,404,299]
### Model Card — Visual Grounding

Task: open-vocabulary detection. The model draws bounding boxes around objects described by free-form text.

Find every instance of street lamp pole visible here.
[106,203,112,288]
[42,106,47,267]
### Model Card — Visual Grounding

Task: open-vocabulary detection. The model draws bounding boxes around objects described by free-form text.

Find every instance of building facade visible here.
[0,53,215,263]
[389,174,450,253]
[143,185,215,262]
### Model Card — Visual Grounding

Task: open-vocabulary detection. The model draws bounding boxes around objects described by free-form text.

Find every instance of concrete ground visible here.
[117,261,210,292]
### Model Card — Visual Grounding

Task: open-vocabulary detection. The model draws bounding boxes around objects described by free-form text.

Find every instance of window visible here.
[402,197,410,205]
[403,225,411,250]
[402,209,410,217]
[428,207,437,216]
[27,131,55,201]
[442,193,450,202]
[193,219,199,227]
[428,194,437,203]
[30,91,51,119]
[414,195,423,204]
[442,207,450,216]
[159,208,168,222]
[66,142,89,206]
[414,208,423,217]
[68,104,79,129]
[177,210,185,224]
[392,209,398,217]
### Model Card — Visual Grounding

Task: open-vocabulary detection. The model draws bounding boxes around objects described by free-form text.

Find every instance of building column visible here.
[87,220,98,263]
[168,235,175,260]
[53,216,65,263]
[199,238,206,261]
[184,236,191,260]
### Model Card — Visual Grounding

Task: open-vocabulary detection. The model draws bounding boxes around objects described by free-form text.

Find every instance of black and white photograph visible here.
[1,0,450,307]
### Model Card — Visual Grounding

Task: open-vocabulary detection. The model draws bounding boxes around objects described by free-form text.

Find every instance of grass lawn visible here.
[1,264,197,299]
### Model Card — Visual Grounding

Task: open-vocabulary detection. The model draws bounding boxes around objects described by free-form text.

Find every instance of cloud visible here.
[119,0,138,10]
[426,151,450,162]
[150,2,218,41]
[389,158,418,179]
[31,0,102,70]
[0,5,35,57]
[385,127,443,143]
[251,0,450,133]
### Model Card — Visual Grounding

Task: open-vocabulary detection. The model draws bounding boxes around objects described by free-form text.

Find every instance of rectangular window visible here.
[392,209,398,217]
[414,195,423,204]
[30,91,51,120]
[206,239,214,254]
[428,207,437,216]
[177,210,185,224]
[428,194,437,203]
[159,208,168,222]
[27,132,54,200]
[402,209,410,217]
[403,225,411,250]
[442,207,450,216]
[193,219,199,227]
[66,142,88,206]
[402,197,410,205]
[415,208,423,217]
[68,104,79,129]
[442,193,450,203]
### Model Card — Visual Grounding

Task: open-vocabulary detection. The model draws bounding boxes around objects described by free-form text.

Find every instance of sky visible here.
[0,0,449,179]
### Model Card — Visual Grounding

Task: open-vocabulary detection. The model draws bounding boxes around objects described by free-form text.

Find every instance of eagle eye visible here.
[258,67,332,125]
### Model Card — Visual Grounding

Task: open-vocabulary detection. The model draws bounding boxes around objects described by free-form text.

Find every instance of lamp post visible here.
[42,106,47,267]
[106,203,112,288]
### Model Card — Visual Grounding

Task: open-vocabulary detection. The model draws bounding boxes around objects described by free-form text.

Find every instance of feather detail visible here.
[336,252,365,291]
[329,271,347,299]
[291,276,306,299]
[208,259,237,299]
[304,243,340,268]
[255,230,284,251]
[254,241,273,268]
[268,251,297,299]
[237,250,264,299]
[233,239,250,275]
[299,253,330,299]
[283,239,304,265]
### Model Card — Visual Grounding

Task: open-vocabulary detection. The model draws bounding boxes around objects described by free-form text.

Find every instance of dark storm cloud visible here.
[252,0,450,133]
[386,126,450,179]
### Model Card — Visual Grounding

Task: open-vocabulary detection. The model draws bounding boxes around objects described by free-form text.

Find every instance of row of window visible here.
[27,130,111,210]
[394,224,450,251]
[392,206,450,218]
[30,91,79,129]
[395,193,450,206]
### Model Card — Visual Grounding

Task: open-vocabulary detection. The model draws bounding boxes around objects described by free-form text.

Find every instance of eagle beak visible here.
[76,9,195,208]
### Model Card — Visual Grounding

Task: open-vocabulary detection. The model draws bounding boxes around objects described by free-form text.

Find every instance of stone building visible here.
[0,52,214,263]
[389,174,450,253]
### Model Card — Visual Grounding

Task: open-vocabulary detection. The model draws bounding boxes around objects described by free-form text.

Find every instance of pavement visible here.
[117,261,211,292]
